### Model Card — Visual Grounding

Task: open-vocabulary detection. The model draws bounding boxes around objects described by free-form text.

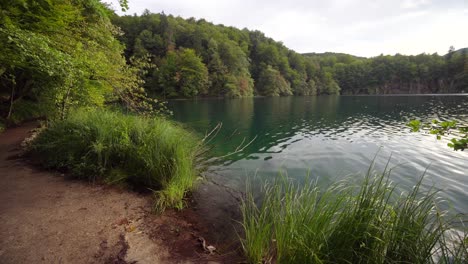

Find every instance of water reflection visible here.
[169,96,468,213]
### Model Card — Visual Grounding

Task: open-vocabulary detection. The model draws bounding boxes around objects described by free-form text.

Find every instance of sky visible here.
[106,0,468,58]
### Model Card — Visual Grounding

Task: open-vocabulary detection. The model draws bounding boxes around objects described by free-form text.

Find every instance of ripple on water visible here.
[169,96,468,214]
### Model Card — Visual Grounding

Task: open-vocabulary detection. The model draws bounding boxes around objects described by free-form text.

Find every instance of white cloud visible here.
[105,0,468,57]
[401,0,429,9]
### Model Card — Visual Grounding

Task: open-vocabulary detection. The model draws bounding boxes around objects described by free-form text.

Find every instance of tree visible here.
[112,9,467,98]
[256,65,292,96]
[178,48,209,97]
[155,50,179,97]
[134,30,164,57]
[0,0,156,122]
[155,48,209,98]
[206,39,228,96]
[316,71,340,95]
[448,46,455,54]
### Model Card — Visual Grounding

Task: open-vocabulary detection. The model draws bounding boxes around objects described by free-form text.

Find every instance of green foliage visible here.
[29,108,200,212]
[310,51,468,95]
[154,48,209,98]
[118,0,129,12]
[113,54,172,116]
[241,170,467,263]
[114,11,466,98]
[2,3,465,111]
[0,0,157,122]
[112,12,322,98]
[407,120,467,151]
[408,120,422,132]
[0,23,74,120]
[256,65,292,96]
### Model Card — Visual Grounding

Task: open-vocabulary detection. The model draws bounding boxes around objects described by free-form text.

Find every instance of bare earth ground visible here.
[0,123,243,264]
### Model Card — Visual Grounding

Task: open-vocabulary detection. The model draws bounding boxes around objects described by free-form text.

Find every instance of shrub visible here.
[30,108,200,212]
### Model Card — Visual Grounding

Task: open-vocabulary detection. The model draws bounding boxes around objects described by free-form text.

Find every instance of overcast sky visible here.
[106,0,468,58]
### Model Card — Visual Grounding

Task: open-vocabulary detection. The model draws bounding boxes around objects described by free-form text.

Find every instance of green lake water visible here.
[168,96,468,213]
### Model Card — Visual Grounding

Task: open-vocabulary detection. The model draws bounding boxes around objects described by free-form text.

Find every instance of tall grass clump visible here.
[241,169,467,263]
[30,108,200,212]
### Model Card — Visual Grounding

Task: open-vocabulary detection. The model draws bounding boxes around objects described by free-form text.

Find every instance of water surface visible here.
[169,96,468,213]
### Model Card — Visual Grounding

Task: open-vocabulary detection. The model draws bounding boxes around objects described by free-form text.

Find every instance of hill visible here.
[112,11,467,97]
[447,47,468,57]
[112,12,341,98]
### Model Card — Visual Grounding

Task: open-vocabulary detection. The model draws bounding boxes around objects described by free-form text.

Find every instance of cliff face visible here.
[377,80,457,94]
[342,77,467,95]
[319,48,468,96]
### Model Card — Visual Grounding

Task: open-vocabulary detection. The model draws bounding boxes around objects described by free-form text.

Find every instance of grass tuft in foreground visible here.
[241,169,467,263]
[30,108,200,212]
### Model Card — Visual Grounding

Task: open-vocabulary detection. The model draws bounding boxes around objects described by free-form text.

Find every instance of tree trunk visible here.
[6,85,15,120]
[60,84,73,120]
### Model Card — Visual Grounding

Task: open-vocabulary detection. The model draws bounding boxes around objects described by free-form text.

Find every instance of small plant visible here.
[29,108,201,212]
[408,119,467,151]
[241,168,467,263]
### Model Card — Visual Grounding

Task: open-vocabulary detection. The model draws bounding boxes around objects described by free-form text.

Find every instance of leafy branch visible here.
[407,120,468,151]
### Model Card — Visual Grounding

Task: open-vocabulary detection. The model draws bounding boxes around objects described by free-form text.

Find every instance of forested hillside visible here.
[112,11,340,98]
[113,11,467,98]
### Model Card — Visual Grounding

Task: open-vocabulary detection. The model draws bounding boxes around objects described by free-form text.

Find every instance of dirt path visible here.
[0,123,243,264]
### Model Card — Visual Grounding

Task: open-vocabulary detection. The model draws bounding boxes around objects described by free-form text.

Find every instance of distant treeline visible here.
[113,11,467,98]
[306,50,468,95]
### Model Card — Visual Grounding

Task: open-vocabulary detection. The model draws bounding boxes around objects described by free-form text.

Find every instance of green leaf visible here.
[407,120,421,132]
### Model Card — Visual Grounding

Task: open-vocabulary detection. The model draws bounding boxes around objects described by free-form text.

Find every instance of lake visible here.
[168,95,468,214]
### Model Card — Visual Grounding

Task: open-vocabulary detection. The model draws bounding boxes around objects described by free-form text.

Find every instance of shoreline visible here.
[165,93,468,101]
[0,123,243,264]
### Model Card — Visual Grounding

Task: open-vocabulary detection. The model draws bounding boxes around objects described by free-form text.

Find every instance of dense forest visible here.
[112,11,341,98]
[113,11,467,99]
[306,49,468,95]
[0,0,158,124]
